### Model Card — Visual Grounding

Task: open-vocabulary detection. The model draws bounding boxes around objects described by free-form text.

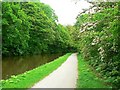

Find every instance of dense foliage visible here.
[75,2,120,88]
[2,2,76,56]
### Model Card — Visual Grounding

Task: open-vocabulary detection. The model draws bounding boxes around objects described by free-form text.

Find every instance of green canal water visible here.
[2,53,63,80]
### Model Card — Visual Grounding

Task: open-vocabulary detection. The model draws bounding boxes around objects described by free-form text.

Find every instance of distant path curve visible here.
[31,53,78,88]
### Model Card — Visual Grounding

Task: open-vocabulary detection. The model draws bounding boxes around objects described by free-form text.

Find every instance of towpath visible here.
[31,53,78,88]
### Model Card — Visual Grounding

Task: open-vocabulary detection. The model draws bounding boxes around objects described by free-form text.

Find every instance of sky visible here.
[40,0,91,25]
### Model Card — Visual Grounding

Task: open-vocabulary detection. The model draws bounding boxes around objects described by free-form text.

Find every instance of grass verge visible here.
[77,54,111,88]
[1,53,71,88]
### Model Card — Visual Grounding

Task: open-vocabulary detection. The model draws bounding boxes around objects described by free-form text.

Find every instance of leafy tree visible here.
[21,2,56,54]
[75,2,120,88]
[2,2,30,56]
[2,2,75,56]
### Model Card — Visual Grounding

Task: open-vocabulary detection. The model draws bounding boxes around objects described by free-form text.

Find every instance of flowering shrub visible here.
[75,2,120,88]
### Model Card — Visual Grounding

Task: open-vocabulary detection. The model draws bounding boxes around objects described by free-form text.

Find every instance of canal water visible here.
[2,53,63,80]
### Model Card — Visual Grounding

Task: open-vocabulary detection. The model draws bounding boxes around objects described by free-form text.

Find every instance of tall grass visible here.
[77,54,111,88]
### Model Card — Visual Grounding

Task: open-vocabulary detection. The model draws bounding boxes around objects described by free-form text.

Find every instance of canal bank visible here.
[1,53,71,88]
[2,53,63,80]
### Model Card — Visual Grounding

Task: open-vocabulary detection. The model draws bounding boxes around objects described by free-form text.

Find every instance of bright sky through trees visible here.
[40,0,91,25]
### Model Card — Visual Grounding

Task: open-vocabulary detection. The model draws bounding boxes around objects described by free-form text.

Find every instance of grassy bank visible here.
[77,54,111,88]
[1,53,71,88]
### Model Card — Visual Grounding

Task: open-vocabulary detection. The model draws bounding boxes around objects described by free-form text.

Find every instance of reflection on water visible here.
[2,53,62,80]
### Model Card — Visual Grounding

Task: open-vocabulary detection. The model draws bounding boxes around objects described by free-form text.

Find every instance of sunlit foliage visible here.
[2,2,75,56]
[75,2,120,88]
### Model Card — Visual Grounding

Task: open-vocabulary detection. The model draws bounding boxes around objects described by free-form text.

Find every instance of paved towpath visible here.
[31,53,78,88]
